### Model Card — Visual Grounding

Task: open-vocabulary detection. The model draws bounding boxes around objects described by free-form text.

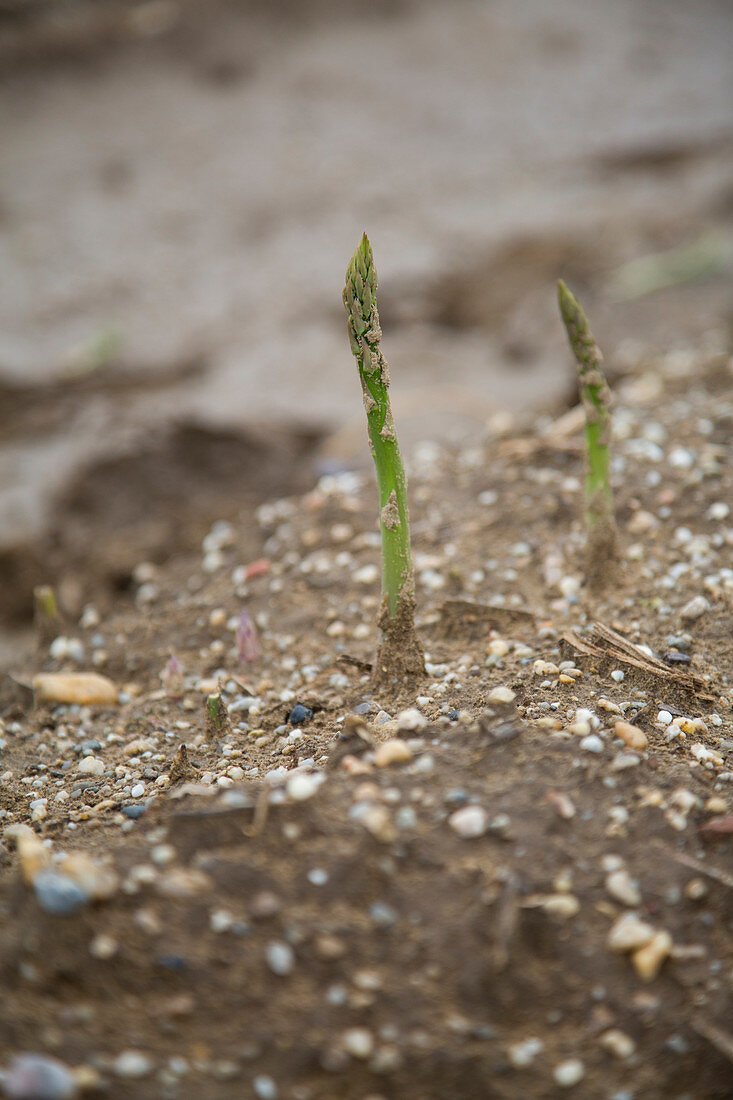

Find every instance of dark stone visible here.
[662,651,692,666]
[121,804,147,819]
[288,704,313,726]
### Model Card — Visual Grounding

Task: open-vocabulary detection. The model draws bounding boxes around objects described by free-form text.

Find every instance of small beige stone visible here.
[683,878,707,901]
[78,756,105,776]
[16,832,51,885]
[533,660,559,676]
[341,1028,374,1060]
[123,738,156,756]
[59,853,119,901]
[374,739,413,767]
[487,686,516,705]
[534,894,580,919]
[599,1029,636,1059]
[360,805,397,844]
[607,913,655,953]
[632,929,673,981]
[704,796,727,814]
[155,868,212,897]
[605,869,642,908]
[614,721,648,751]
[32,671,119,706]
[448,805,488,839]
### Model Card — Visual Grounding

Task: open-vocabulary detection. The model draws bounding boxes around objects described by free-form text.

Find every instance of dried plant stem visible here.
[558,281,618,588]
[343,234,424,684]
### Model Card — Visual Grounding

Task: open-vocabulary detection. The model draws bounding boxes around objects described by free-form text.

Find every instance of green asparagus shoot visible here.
[33,584,61,647]
[343,234,424,683]
[205,691,230,739]
[558,281,618,587]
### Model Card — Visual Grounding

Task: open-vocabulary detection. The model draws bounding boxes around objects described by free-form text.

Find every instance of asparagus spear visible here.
[558,281,618,587]
[343,234,424,683]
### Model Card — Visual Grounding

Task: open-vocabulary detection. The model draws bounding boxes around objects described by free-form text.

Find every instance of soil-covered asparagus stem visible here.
[205,691,230,739]
[343,234,424,683]
[558,280,618,587]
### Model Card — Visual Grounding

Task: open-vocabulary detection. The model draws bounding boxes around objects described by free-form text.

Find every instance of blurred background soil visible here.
[1,0,732,648]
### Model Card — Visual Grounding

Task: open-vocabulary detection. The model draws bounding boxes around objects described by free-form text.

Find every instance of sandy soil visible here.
[0,328,731,1099]
[1,0,732,615]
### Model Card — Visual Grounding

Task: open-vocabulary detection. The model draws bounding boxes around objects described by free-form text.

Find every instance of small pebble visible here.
[113,1051,153,1079]
[599,1029,636,1060]
[508,1038,544,1068]
[487,686,516,705]
[90,934,118,959]
[341,1028,374,1060]
[580,735,604,754]
[606,870,642,908]
[614,721,647,751]
[34,871,88,916]
[3,1054,78,1100]
[288,705,313,726]
[253,1077,278,1100]
[553,1059,585,1088]
[608,913,655,953]
[632,929,672,981]
[360,805,397,844]
[286,772,322,801]
[680,596,709,622]
[395,708,427,732]
[448,805,488,839]
[78,757,104,776]
[373,739,413,767]
[266,941,295,976]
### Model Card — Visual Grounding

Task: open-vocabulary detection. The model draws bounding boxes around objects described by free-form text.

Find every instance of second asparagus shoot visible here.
[343,234,424,683]
[558,280,618,587]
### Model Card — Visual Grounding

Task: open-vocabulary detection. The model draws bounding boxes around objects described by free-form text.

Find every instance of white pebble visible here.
[266,941,295,976]
[553,1059,585,1088]
[448,805,488,839]
[580,735,604,754]
[606,869,642,908]
[680,595,710,621]
[599,1029,636,1059]
[286,773,323,801]
[508,1038,544,1068]
[607,913,655,953]
[354,564,379,585]
[395,708,427,732]
[341,1028,374,1059]
[253,1076,278,1100]
[78,756,104,776]
[488,686,516,705]
[113,1051,153,1078]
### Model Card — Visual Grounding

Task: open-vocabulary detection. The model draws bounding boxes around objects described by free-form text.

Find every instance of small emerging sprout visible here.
[161,655,185,700]
[205,690,230,739]
[33,585,61,647]
[236,609,260,664]
[343,234,424,684]
[558,280,618,588]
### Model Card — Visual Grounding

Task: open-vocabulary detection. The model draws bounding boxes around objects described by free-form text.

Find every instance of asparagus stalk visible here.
[558,281,618,587]
[33,584,61,648]
[343,234,424,683]
[205,690,230,739]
